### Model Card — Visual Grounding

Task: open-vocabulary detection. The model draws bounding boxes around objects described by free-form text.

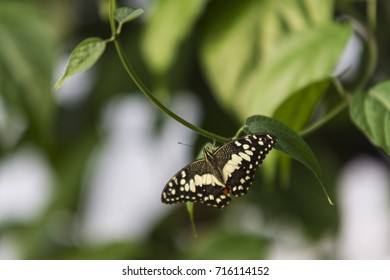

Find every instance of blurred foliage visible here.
[0,0,389,260]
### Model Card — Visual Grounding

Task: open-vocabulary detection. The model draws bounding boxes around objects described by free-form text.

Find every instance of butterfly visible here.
[161,133,277,209]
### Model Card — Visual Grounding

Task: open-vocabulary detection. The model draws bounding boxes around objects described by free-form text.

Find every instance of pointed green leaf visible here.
[244,115,333,204]
[350,81,390,156]
[54,37,106,90]
[186,202,197,237]
[273,80,330,132]
[114,7,144,24]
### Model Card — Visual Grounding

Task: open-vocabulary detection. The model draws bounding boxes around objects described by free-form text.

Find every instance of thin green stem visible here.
[233,126,245,139]
[367,0,377,32]
[108,0,228,143]
[332,76,347,98]
[300,99,349,137]
[116,23,123,35]
[362,33,378,87]
[355,0,378,91]
[108,0,117,35]
[299,77,350,137]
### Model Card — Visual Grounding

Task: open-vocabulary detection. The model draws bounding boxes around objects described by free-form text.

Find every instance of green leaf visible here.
[186,202,197,237]
[273,80,330,132]
[200,0,351,121]
[244,115,333,204]
[350,81,390,156]
[272,79,329,186]
[242,23,351,118]
[54,37,106,90]
[141,0,206,75]
[0,2,56,143]
[114,7,144,25]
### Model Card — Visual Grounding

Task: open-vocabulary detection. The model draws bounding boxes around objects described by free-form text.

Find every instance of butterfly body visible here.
[161,133,276,209]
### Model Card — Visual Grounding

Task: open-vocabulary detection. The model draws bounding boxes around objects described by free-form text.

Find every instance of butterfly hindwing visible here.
[200,184,231,208]
[214,134,277,197]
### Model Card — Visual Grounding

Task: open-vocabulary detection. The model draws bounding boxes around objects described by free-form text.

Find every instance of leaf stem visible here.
[108,0,228,143]
[332,76,347,98]
[367,0,377,32]
[300,99,349,137]
[356,0,378,91]
[233,126,245,139]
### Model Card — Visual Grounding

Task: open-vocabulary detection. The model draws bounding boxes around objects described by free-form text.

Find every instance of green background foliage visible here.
[0,0,389,260]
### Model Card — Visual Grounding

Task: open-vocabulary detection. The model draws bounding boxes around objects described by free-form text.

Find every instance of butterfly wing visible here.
[214,133,277,197]
[161,159,231,209]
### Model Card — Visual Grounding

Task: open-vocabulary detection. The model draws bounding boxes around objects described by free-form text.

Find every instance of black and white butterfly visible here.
[161,133,277,209]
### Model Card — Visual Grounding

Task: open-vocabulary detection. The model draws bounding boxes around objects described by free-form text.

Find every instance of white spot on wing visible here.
[189,179,195,192]
[239,152,251,161]
[223,160,239,181]
[203,174,212,185]
[194,175,202,186]
[231,154,243,164]
[189,182,196,193]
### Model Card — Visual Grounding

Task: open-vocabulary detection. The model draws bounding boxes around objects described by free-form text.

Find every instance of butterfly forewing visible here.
[161,159,231,209]
[214,134,277,197]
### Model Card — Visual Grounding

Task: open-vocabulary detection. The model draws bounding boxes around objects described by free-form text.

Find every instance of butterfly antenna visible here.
[177,142,194,148]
